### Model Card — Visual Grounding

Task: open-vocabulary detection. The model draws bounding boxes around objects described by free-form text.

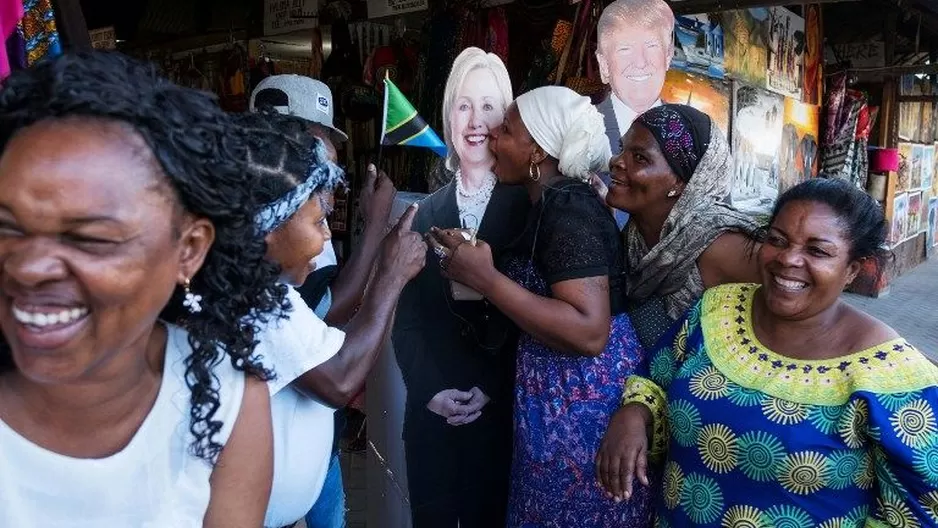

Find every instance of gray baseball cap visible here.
[249,74,348,142]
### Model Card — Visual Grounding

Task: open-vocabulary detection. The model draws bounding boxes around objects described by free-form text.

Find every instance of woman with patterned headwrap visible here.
[596,104,762,503]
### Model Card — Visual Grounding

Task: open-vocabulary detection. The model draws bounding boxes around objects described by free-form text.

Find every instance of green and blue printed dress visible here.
[624,283,938,528]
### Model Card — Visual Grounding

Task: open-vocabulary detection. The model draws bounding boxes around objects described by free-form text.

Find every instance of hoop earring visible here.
[182,278,203,314]
[529,162,541,182]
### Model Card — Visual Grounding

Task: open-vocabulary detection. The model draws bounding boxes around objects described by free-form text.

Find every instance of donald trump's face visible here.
[597,22,672,115]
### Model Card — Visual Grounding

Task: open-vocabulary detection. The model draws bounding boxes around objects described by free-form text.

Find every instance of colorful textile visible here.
[504,258,653,527]
[623,283,938,527]
[17,0,60,67]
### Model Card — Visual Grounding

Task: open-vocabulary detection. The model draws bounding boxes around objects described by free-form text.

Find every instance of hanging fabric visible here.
[0,0,23,80]
[17,0,61,67]
[562,0,605,99]
[50,0,90,50]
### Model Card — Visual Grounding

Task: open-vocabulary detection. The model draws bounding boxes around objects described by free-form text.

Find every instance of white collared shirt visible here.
[611,95,662,139]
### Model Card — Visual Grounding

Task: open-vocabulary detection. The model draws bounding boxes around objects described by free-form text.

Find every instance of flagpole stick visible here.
[376,70,389,173]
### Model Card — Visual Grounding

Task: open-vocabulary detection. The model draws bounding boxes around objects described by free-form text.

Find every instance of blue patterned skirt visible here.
[504,258,654,528]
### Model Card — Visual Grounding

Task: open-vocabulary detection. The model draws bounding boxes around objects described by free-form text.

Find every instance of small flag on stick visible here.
[380,76,447,158]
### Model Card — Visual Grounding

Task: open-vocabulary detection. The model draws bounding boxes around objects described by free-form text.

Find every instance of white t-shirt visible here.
[0,324,245,528]
[260,286,346,528]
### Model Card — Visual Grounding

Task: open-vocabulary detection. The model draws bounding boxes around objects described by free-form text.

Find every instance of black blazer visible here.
[392,181,530,435]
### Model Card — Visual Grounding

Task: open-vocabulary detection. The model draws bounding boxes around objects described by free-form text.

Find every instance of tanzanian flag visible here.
[381,77,447,157]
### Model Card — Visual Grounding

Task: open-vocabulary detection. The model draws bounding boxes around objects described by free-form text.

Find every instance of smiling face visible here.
[449,67,507,171]
[0,119,213,384]
[598,24,671,114]
[265,192,333,287]
[488,104,540,185]
[606,123,683,215]
[758,200,862,321]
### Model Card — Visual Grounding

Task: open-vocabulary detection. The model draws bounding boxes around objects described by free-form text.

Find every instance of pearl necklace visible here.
[455,170,497,209]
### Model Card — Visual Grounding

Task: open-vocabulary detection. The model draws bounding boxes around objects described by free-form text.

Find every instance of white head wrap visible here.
[515,86,612,182]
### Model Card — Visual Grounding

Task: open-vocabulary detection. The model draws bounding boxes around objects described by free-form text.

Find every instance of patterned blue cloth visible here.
[624,283,938,527]
[504,257,653,528]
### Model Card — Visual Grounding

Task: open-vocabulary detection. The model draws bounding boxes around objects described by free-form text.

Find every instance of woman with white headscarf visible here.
[429,86,653,527]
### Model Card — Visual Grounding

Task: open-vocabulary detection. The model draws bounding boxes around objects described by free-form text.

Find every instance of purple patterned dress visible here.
[502,180,654,527]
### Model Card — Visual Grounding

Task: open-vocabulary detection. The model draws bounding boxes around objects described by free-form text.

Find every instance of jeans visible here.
[304,453,346,528]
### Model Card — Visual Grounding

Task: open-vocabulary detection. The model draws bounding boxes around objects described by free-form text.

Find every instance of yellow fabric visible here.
[701,284,938,406]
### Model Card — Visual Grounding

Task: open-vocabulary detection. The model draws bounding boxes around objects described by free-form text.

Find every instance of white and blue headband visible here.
[254,141,345,236]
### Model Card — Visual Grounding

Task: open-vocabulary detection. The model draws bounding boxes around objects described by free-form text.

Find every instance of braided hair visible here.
[232,110,346,218]
[0,51,284,464]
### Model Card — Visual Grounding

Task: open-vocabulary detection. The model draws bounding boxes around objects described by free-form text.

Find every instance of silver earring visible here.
[182,278,203,314]
[667,189,678,198]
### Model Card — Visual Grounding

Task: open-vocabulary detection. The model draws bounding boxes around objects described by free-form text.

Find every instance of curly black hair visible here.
[0,51,285,464]
[232,110,346,209]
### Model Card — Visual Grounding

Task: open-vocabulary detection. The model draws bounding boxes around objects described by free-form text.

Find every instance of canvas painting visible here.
[921,103,935,144]
[765,7,804,99]
[898,142,913,192]
[908,191,925,239]
[890,192,908,245]
[922,145,935,194]
[732,83,785,214]
[898,103,919,141]
[933,143,938,197]
[724,9,769,87]
[928,197,938,251]
[911,144,924,190]
[779,97,820,193]
[673,14,725,79]
[661,70,732,138]
[803,4,822,105]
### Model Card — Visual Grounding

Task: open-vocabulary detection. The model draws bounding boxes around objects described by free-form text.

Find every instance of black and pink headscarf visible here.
[624,104,757,320]
[635,104,712,183]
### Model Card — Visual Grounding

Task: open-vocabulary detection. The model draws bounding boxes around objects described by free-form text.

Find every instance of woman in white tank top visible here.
[0,52,283,527]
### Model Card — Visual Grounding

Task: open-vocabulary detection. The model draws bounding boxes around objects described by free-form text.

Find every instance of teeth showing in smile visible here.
[12,306,89,328]
[628,74,652,82]
[465,135,488,146]
[774,276,808,291]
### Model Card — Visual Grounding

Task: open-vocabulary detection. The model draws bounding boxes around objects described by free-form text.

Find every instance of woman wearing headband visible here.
[232,111,426,528]
[0,52,276,527]
[430,86,652,526]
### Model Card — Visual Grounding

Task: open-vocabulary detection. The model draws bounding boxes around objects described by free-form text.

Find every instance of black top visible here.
[508,178,625,314]
[391,181,530,435]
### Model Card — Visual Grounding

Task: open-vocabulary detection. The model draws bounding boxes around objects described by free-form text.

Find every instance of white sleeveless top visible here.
[0,324,246,528]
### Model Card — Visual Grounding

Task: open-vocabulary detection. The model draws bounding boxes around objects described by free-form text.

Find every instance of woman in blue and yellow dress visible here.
[609,178,938,527]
